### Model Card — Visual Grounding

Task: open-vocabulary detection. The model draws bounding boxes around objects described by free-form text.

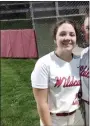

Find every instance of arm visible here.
[31,58,51,125]
[33,88,52,126]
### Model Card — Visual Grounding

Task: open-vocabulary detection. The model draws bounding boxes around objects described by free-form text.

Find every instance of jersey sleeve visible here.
[31,59,49,89]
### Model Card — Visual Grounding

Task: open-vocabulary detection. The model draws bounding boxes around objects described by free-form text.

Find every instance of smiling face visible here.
[55,23,76,52]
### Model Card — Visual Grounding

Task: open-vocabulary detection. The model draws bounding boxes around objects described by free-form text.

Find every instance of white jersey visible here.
[31,51,80,113]
[80,47,90,102]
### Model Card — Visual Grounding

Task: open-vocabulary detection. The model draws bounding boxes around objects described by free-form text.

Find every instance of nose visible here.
[64,35,71,41]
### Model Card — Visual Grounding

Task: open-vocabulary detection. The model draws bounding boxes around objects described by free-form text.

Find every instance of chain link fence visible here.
[0,1,89,55]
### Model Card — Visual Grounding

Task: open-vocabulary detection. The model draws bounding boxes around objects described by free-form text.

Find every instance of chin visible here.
[64,46,74,51]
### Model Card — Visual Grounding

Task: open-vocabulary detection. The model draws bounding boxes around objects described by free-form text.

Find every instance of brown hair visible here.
[52,19,78,40]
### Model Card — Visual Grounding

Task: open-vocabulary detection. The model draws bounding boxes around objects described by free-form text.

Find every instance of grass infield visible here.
[1,58,39,126]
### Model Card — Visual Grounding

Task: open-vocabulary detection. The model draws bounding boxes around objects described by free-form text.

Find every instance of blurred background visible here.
[0,1,89,58]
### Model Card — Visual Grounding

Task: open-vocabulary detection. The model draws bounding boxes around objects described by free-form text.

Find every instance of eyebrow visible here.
[60,31,75,33]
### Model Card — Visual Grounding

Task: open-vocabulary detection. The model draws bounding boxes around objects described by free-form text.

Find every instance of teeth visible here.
[63,43,71,45]
[63,43,69,45]
[62,41,72,44]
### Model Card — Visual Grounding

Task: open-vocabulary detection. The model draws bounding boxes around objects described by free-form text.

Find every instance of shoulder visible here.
[80,47,89,58]
[31,53,53,89]
[34,51,54,69]
[81,47,88,55]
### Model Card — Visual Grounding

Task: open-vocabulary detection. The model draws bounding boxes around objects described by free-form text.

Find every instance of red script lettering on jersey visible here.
[54,76,80,88]
[79,65,89,78]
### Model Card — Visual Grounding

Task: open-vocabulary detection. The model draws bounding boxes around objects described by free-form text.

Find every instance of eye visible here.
[59,31,66,36]
[70,32,76,36]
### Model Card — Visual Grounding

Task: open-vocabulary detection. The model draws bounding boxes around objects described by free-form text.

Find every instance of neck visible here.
[55,50,73,62]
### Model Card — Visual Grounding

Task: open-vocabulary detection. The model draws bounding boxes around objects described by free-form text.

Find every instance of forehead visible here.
[57,23,75,33]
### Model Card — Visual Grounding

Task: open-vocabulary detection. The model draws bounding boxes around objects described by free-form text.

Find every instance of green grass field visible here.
[1,58,85,126]
[1,58,39,126]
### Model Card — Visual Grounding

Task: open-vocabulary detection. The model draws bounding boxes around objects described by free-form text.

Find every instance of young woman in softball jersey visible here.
[80,14,90,126]
[31,19,81,126]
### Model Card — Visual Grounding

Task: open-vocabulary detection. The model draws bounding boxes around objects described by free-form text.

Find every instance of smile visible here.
[62,43,73,46]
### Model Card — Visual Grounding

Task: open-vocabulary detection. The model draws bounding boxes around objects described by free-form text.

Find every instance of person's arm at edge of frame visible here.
[33,88,52,126]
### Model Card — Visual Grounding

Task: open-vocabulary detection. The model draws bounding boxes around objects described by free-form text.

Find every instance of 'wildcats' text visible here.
[54,76,80,88]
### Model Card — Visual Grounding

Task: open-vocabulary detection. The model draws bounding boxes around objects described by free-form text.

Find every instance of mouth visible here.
[62,42,73,46]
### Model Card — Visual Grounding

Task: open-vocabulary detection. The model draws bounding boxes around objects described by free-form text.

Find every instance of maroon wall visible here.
[1,29,38,58]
